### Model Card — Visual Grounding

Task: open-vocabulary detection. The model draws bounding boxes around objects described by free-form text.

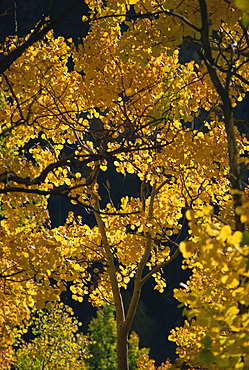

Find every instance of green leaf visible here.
[167,49,174,56]
[241,12,249,28]
[199,349,215,364]
[246,258,249,272]
[241,232,249,245]
[201,335,212,348]
[235,0,249,11]
[216,357,231,368]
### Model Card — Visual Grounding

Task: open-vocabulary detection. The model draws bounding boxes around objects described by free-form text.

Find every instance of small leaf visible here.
[201,335,212,348]
[179,241,194,258]
[220,225,232,241]
[199,349,215,364]
[241,12,249,28]
[82,15,88,22]
[246,258,249,271]
[123,277,130,284]
[235,0,249,11]
[241,232,249,245]
[221,272,239,288]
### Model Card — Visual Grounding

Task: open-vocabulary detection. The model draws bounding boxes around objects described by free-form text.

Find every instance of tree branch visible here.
[124,183,157,336]
[92,10,200,33]
[141,247,179,286]
[198,0,244,231]
[0,0,82,74]
[183,35,249,58]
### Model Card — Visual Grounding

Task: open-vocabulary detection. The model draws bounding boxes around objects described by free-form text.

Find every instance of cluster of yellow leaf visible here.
[135,354,178,370]
[0,298,29,369]
[83,0,249,97]
[84,0,240,48]
[0,208,94,366]
[170,206,249,368]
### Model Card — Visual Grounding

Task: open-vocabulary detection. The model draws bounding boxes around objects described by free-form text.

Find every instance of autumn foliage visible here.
[1,0,249,369]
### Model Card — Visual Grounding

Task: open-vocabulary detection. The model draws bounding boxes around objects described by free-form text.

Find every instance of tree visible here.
[85,304,117,370]
[13,303,161,370]
[12,303,88,370]
[1,1,249,369]
[85,304,152,370]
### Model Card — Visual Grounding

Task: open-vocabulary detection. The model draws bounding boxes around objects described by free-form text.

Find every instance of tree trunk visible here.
[117,323,129,370]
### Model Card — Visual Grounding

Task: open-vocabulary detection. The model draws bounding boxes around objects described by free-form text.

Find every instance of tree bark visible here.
[117,324,129,370]
[93,195,129,370]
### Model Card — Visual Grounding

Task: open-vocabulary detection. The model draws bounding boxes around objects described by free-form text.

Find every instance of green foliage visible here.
[235,0,249,12]
[13,303,152,370]
[199,349,215,364]
[242,232,249,245]
[241,11,249,28]
[84,304,151,370]
[235,0,249,27]
[13,303,88,370]
[84,304,117,370]
[128,331,150,370]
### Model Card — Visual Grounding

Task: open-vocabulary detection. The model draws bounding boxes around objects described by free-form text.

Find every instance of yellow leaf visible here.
[74,263,83,271]
[82,15,88,22]
[226,305,239,316]
[241,215,248,223]
[179,241,194,258]
[221,273,239,288]
[220,225,232,241]
[65,178,71,186]
[228,231,242,245]
[186,209,194,220]
[203,205,213,216]
[124,277,130,284]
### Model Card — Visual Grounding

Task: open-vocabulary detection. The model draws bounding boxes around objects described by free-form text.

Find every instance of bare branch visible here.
[183,36,249,58]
